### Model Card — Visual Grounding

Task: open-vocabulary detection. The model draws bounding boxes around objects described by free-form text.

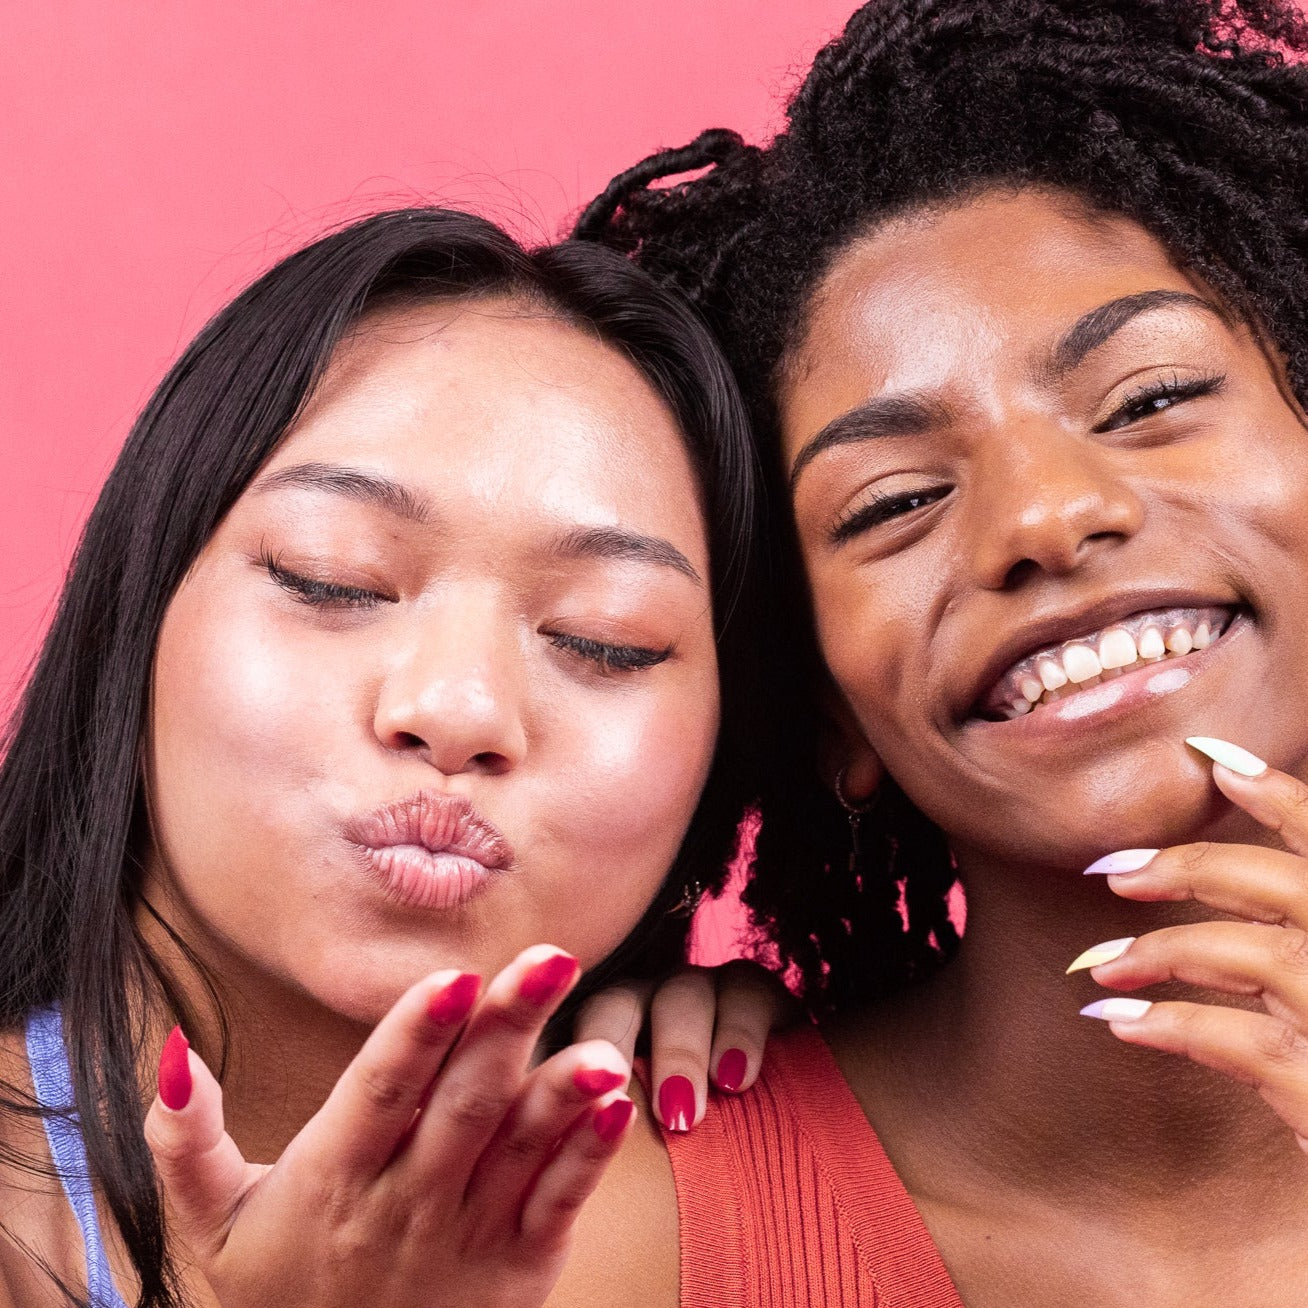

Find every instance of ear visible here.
[817,681,884,805]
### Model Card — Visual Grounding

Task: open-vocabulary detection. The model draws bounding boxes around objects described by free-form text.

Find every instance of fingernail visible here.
[427,973,480,1025]
[1066,937,1135,974]
[1084,849,1158,876]
[158,1026,192,1111]
[716,1048,748,1093]
[573,1065,627,1097]
[1185,736,1267,778]
[1080,998,1153,1022]
[519,952,580,1005]
[658,1074,695,1132]
[593,1097,636,1143]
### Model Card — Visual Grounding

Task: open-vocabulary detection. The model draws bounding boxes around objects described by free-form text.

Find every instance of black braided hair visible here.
[577,0,1308,1014]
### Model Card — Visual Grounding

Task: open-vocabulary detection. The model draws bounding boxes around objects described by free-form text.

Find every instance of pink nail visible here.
[658,1074,695,1132]
[573,1066,627,1097]
[716,1048,748,1093]
[519,952,579,1005]
[593,1097,635,1143]
[1084,849,1159,876]
[427,973,480,1025]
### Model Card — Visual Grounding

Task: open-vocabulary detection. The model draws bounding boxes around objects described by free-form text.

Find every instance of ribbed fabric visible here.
[24,1005,130,1308]
[665,1026,964,1307]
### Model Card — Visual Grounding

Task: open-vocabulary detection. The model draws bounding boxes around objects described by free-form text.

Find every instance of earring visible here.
[668,875,707,917]
[834,767,873,875]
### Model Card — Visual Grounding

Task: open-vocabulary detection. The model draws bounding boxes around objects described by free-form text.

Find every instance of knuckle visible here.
[354,1064,412,1117]
[1257,1021,1308,1072]
[1272,928,1308,976]
[653,1042,707,1071]
[443,1083,514,1132]
[1176,841,1217,879]
[499,1118,563,1163]
[143,1114,191,1167]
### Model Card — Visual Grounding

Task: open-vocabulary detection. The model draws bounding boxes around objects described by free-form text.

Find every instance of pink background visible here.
[3,2,858,958]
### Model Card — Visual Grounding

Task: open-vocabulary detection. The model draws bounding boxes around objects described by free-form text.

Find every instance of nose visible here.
[967,418,1144,590]
[372,590,528,776]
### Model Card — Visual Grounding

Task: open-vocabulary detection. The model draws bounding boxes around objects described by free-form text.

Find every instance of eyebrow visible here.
[789,392,953,490]
[252,462,433,524]
[1047,289,1228,379]
[553,525,703,585]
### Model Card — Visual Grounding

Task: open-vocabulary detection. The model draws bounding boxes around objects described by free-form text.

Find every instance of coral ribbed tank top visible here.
[664,1026,965,1307]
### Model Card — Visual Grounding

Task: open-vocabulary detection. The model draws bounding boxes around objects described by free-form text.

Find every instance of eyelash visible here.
[831,486,950,544]
[262,552,386,609]
[547,632,673,675]
[1096,371,1226,432]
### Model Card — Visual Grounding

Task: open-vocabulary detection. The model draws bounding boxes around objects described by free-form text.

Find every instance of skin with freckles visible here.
[773,188,1308,1306]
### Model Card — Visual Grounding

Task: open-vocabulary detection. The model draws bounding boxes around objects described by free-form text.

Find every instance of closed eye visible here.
[547,631,672,674]
[262,551,389,609]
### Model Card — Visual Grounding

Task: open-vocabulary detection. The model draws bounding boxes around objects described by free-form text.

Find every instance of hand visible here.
[144,945,636,1308]
[1074,738,1308,1152]
[574,959,795,1132]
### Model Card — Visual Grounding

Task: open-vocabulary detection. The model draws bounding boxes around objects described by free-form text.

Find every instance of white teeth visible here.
[1038,658,1068,691]
[1062,645,1103,683]
[1019,675,1044,703]
[1165,627,1193,655]
[1012,697,1033,715]
[1192,621,1212,650]
[1098,628,1137,670]
[1138,626,1165,660]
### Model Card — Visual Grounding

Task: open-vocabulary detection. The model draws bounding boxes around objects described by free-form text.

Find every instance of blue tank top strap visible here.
[24,1004,130,1308]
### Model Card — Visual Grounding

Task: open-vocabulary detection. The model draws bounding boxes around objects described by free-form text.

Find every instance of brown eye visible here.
[831,485,951,544]
[1097,372,1225,433]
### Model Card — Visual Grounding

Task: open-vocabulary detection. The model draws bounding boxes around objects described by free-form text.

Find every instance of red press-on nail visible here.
[427,973,481,1025]
[658,1074,695,1133]
[157,1026,192,1111]
[519,952,580,1005]
[592,1097,635,1144]
[573,1065,627,1097]
[716,1048,748,1093]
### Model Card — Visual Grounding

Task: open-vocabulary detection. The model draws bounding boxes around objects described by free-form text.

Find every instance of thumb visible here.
[143,1027,260,1261]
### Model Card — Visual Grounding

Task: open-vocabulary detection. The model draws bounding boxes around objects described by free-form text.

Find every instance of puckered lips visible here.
[963,591,1243,726]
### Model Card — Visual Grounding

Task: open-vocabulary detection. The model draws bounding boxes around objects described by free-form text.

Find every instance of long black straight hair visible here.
[0,207,761,1306]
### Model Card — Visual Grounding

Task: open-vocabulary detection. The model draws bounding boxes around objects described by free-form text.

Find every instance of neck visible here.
[831,840,1305,1216]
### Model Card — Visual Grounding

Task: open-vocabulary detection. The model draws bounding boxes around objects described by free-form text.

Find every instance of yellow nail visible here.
[1066,937,1135,974]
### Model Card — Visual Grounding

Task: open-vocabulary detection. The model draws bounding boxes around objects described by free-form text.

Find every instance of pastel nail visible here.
[1080,997,1153,1022]
[1066,937,1135,974]
[157,1026,192,1111]
[573,1065,627,1097]
[658,1074,696,1133]
[427,973,480,1025]
[519,952,580,1005]
[1185,736,1267,778]
[1084,849,1158,876]
[716,1048,748,1093]
[592,1097,636,1143]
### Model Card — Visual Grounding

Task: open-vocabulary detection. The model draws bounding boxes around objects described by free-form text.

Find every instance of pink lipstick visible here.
[347,791,511,911]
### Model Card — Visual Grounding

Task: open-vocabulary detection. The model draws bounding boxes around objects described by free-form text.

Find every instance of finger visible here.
[1073,922,1308,1029]
[707,959,795,1094]
[460,1038,629,1230]
[1083,997,1308,1146]
[1090,842,1308,931]
[518,1093,636,1252]
[572,980,653,1081]
[308,968,480,1177]
[1202,747,1308,858]
[649,967,714,1131]
[143,1028,258,1261]
[406,945,580,1183]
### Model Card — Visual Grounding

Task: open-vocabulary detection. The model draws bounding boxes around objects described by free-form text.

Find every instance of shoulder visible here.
[546,1079,679,1308]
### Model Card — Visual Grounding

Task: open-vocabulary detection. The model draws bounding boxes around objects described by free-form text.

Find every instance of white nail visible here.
[1080,997,1152,1022]
[1185,736,1267,778]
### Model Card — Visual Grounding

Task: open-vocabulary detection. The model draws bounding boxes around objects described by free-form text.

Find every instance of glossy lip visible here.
[964,610,1250,738]
[957,588,1242,724]
[345,791,512,911]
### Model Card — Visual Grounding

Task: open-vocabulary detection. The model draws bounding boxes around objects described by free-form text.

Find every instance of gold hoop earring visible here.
[834,767,873,875]
[668,875,707,918]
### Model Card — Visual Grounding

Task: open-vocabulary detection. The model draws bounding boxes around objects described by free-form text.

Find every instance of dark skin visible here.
[781,187,1308,1307]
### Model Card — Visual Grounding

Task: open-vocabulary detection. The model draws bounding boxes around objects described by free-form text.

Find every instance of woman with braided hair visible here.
[567,0,1308,1303]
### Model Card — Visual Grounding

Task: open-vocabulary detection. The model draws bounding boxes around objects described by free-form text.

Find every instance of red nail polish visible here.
[573,1065,627,1097]
[519,952,579,1005]
[158,1026,191,1111]
[716,1048,748,1093]
[658,1074,695,1132]
[592,1097,635,1143]
[427,973,481,1025]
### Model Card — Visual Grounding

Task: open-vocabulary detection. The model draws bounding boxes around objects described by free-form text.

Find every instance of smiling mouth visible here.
[977,605,1239,722]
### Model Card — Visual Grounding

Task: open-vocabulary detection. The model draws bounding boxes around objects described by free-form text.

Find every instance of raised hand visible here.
[1072,736,1308,1152]
[574,959,794,1131]
[144,945,636,1308]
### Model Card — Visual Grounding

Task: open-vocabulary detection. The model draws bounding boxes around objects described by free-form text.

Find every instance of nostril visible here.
[394,730,426,750]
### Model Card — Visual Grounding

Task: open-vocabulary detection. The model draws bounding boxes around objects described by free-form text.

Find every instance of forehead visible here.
[265,297,706,539]
[781,189,1199,447]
